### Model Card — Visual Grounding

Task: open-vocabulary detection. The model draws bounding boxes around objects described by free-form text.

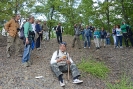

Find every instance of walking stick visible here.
[68,63,70,81]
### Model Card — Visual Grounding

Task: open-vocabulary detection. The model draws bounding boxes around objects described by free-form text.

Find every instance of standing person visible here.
[121,21,129,47]
[116,25,123,48]
[50,42,83,87]
[35,20,42,50]
[126,25,133,47]
[42,21,49,41]
[84,25,91,48]
[93,28,101,49]
[100,27,107,48]
[55,23,63,44]
[81,26,85,41]
[4,14,21,58]
[22,16,35,67]
[112,26,116,48]
[72,23,82,49]
[106,31,111,45]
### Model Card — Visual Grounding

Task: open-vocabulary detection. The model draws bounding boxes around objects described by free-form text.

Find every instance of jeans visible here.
[116,36,123,47]
[56,32,62,43]
[50,63,80,78]
[106,37,110,45]
[84,36,91,47]
[36,35,41,48]
[22,44,32,63]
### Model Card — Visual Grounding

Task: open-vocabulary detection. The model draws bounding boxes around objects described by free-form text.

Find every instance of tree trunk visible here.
[121,0,129,24]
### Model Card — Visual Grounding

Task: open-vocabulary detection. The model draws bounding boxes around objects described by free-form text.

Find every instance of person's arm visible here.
[66,53,73,64]
[24,22,30,44]
[4,19,13,32]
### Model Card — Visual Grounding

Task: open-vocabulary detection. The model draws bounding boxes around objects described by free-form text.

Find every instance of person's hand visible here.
[60,56,66,61]
[26,38,29,44]
[66,60,71,64]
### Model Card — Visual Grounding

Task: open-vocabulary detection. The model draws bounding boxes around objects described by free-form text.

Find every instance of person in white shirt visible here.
[115,25,123,48]
[50,42,83,87]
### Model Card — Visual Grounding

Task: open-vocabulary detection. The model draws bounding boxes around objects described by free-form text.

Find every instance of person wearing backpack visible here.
[50,42,83,87]
[121,21,129,47]
[4,14,21,58]
[22,16,35,67]
[72,23,82,49]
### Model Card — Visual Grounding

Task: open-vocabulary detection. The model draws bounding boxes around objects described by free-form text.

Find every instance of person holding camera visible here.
[4,14,21,58]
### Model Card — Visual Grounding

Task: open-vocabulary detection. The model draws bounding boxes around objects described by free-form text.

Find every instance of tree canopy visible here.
[0,0,133,34]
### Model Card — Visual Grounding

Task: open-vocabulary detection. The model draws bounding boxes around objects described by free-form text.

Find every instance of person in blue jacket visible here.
[84,25,91,48]
[35,20,42,50]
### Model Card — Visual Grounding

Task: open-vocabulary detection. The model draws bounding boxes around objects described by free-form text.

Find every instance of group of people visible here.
[112,22,133,48]
[4,14,133,87]
[4,14,83,87]
[72,22,133,49]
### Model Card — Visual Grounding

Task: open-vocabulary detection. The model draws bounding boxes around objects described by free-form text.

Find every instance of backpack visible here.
[126,25,133,37]
[19,26,24,40]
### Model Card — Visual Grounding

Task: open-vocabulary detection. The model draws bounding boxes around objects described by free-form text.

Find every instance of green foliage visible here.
[106,74,133,89]
[77,57,109,79]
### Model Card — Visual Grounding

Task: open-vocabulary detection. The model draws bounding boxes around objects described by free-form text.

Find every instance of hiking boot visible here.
[7,53,10,58]
[59,80,65,87]
[73,79,83,84]
[22,62,29,67]
[27,59,32,65]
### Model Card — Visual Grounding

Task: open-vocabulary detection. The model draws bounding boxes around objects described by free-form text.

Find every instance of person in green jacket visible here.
[22,16,35,67]
[121,21,133,47]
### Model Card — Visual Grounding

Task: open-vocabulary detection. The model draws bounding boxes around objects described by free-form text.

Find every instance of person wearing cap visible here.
[22,16,35,67]
[50,42,83,87]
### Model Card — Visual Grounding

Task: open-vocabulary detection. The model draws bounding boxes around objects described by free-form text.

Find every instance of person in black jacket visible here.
[100,27,107,48]
[55,23,63,44]
[126,25,133,47]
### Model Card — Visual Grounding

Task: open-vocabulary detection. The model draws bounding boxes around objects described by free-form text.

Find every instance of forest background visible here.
[0,0,133,38]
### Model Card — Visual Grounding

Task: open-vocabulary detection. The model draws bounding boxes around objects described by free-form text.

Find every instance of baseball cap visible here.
[60,42,67,47]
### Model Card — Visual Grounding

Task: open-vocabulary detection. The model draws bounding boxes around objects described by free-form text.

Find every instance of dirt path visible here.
[0,35,133,89]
